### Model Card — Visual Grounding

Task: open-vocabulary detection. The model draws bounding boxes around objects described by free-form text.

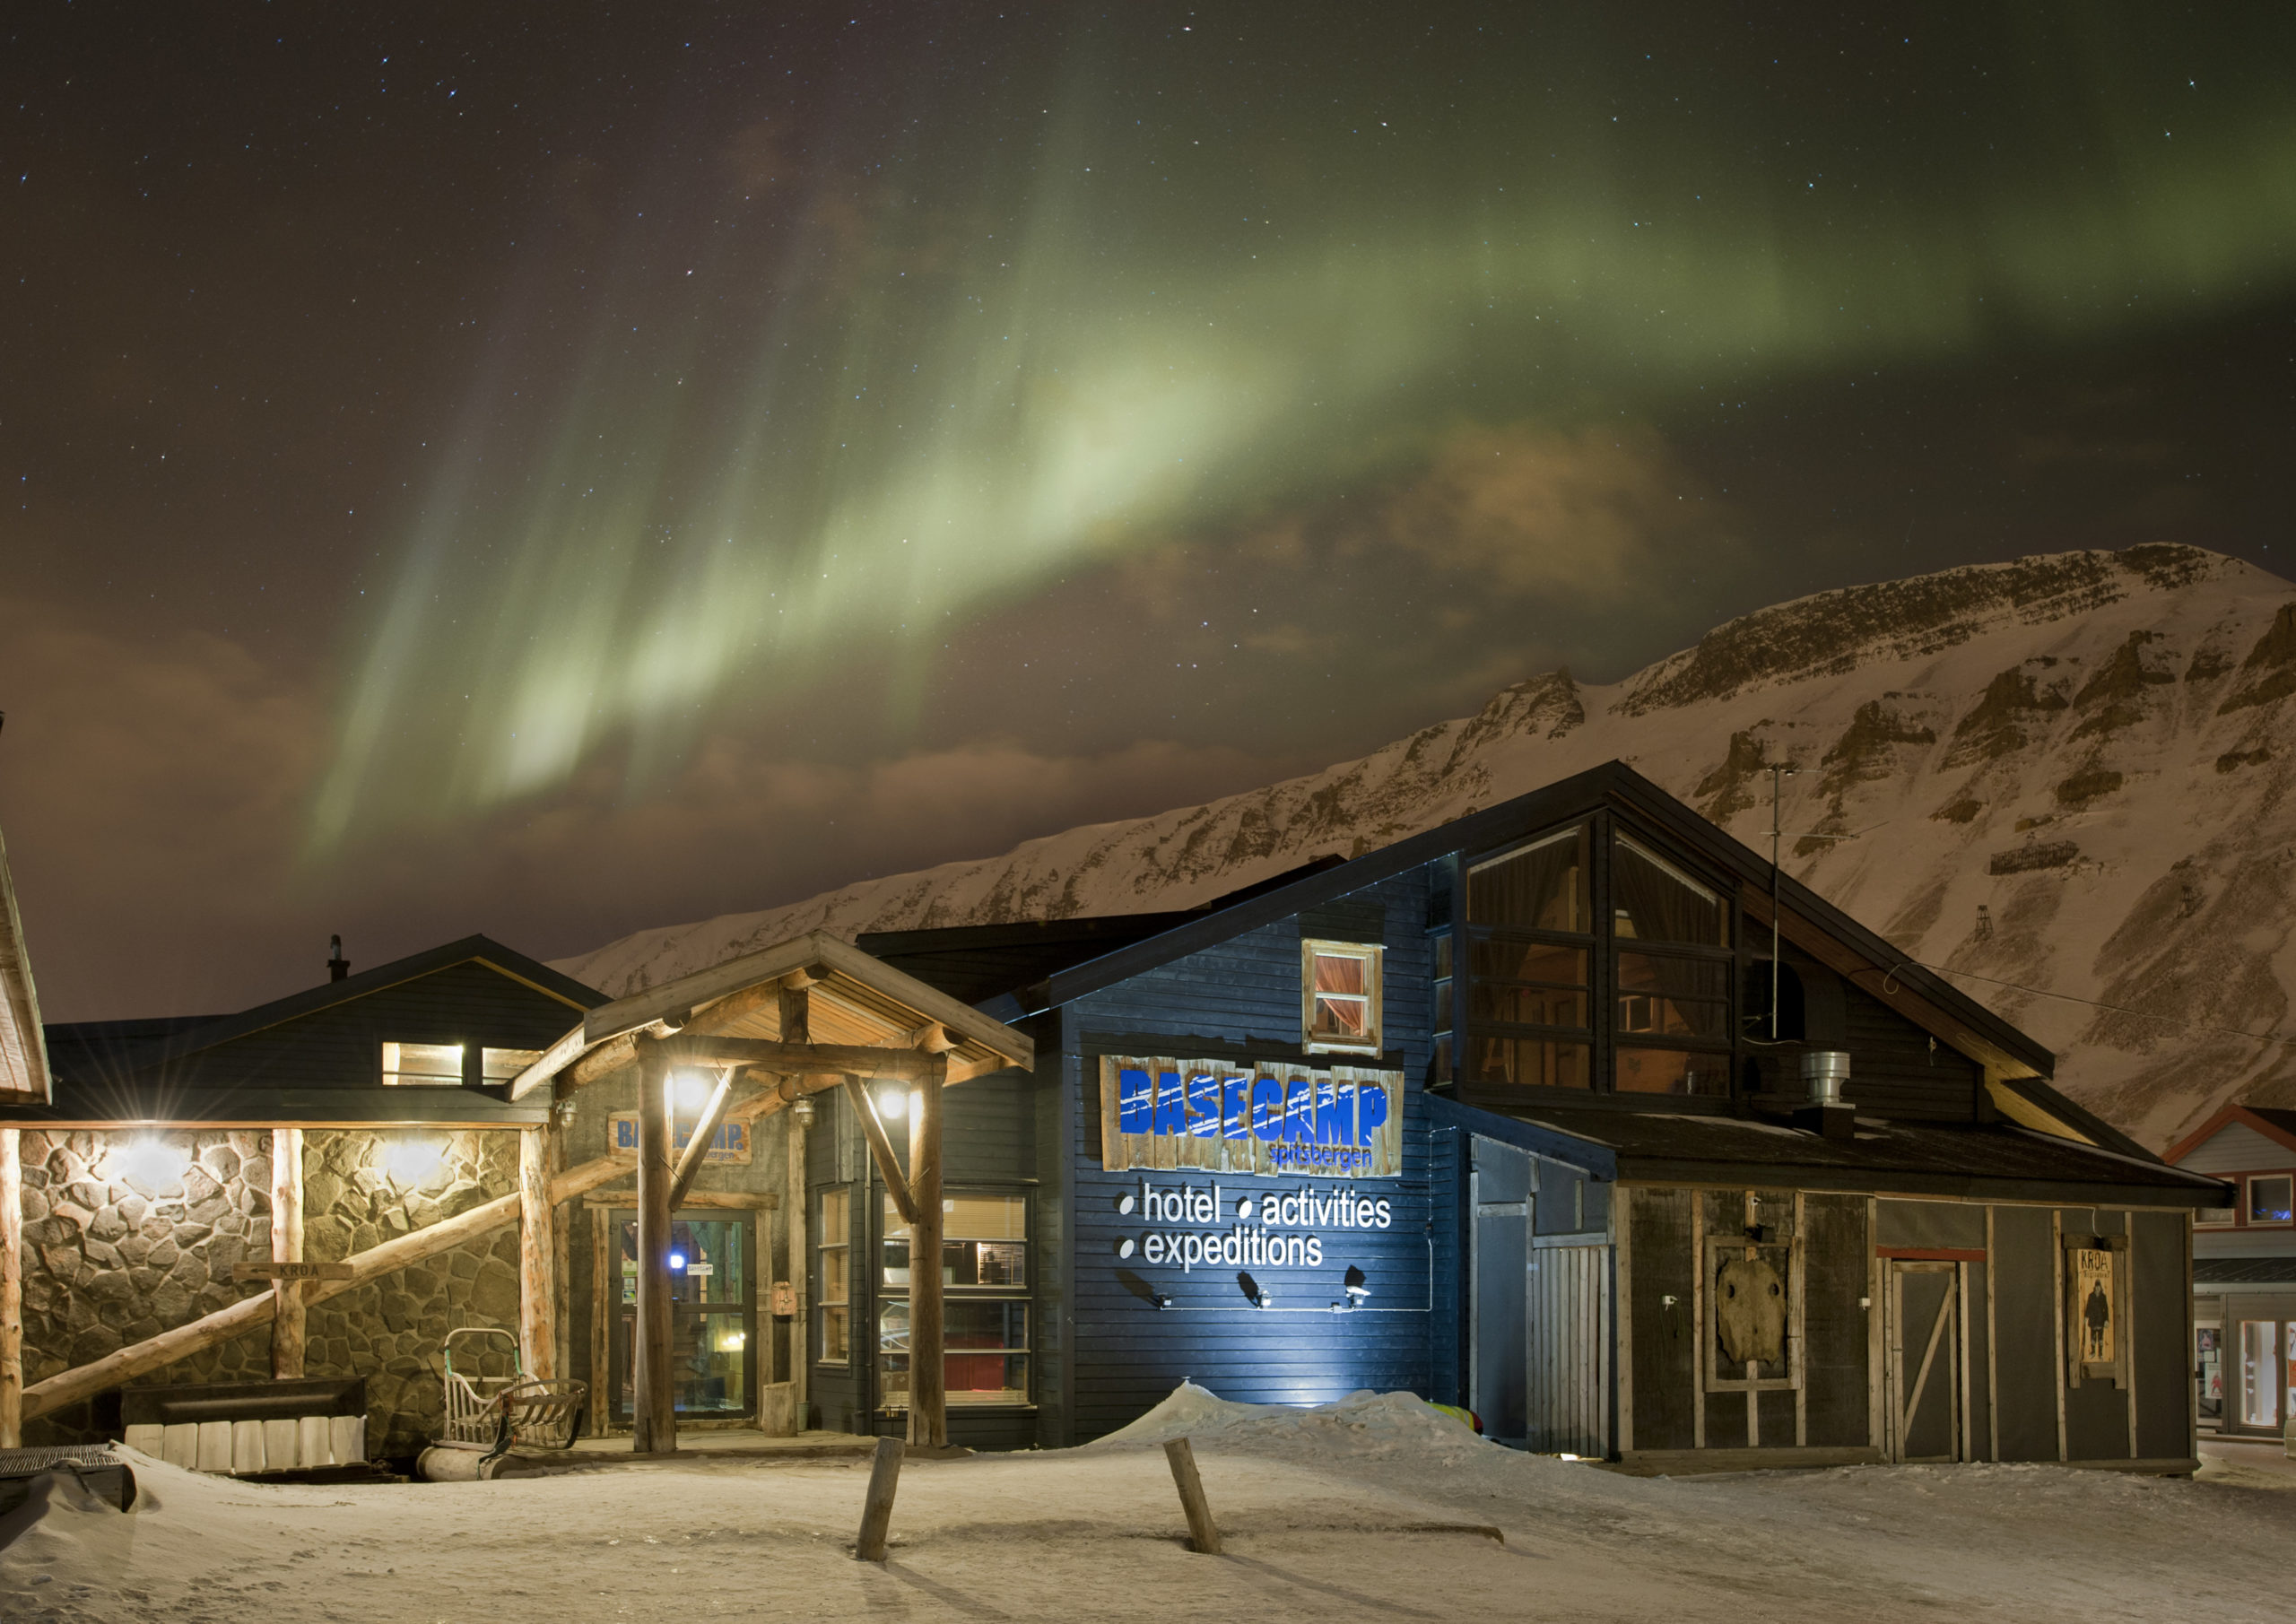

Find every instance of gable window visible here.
[1460,824,1594,1090]
[1303,939,1383,1055]
[2248,1175,2294,1227]
[381,1040,465,1087]
[482,1047,544,1085]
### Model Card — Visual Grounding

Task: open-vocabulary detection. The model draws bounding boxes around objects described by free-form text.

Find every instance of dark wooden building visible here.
[2164,1104,2296,1439]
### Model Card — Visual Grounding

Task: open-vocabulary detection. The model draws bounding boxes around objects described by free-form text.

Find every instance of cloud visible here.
[1382,421,1740,598]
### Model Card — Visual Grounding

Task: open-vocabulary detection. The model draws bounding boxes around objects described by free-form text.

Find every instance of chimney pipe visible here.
[1802,1049,1849,1107]
[327,934,349,983]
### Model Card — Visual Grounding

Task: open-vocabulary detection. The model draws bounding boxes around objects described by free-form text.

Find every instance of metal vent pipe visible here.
[1802,1050,1850,1107]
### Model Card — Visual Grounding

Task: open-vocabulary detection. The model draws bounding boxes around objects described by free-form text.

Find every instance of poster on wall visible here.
[1096,1055,1405,1178]
[2065,1236,2125,1384]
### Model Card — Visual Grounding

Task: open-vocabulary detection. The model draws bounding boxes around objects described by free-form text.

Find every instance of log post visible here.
[269,1128,305,1379]
[842,1074,918,1227]
[780,975,815,1414]
[854,1435,904,1561]
[1163,1437,1222,1554]
[1,1126,22,1447]
[907,1067,945,1449]
[518,1119,558,1379]
[665,1069,734,1212]
[633,1037,677,1453]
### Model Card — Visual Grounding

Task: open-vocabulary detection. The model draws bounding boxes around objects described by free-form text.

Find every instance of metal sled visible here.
[439,1326,587,1454]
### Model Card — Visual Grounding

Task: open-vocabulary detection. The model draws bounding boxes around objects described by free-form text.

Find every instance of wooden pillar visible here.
[907,1071,944,1448]
[269,1128,305,1380]
[633,1038,677,1453]
[518,1119,558,1380]
[1,1127,22,1447]
[780,976,814,1412]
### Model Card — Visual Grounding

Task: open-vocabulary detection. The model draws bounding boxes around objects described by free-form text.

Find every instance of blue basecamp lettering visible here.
[1118,1068,1153,1134]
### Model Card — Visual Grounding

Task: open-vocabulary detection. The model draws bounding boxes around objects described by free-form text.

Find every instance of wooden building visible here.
[0,762,2229,1472]
[2164,1104,2296,1438]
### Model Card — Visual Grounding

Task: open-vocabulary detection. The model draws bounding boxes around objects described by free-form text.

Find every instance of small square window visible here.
[2248,1175,2293,1226]
[1302,939,1382,1055]
[481,1046,544,1084]
[381,1040,464,1086]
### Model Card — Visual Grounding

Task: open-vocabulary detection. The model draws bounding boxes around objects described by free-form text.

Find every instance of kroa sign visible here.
[1097,1055,1404,1178]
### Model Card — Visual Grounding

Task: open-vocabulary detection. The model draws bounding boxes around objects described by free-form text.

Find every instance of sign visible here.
[610,1114,751,1164]
[771,1281,796,1316]
[232,1261,354,1282]
[2068,1240,2121,1380]
[1097,1055,1404,1178]
[1110,1177,1394,1273]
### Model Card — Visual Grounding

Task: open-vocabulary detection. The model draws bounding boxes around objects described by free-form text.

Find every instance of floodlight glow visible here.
[669,1251,688,1272]
[878,1088,908,1121]
[672,1071,713,1112]
[382,1135,447,1187]
[113,1136,187,1192]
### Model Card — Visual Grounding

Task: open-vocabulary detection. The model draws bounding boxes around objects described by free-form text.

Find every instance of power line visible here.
[1907,960,2296,1050]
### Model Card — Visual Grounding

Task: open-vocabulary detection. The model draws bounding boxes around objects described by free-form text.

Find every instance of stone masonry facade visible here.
[19,1126,524,1458]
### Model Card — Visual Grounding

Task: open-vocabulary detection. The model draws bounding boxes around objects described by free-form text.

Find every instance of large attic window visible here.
[1613,835,1728,947]
[381,1040,465,1087]
[1469,824,1587,932]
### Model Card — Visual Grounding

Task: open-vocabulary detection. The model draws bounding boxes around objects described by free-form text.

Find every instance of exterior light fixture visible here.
[1344,1264,1371,1304]
[672,1071,714,1111]
[114,1136,187,1193]
[877,1086,908,1120]
[791,1096,816,1128]
[1152,1294,1172,1310]
[669,1251,688,1272]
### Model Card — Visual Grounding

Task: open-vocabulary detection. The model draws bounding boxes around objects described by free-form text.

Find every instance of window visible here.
[2196,1205,2238,1229]
[879,1191,1031,1408]
[1613,835,1729,947]
[1605,833,1733,1097]
[2248,1175,2294,1227]
[1302,940,1383,1055]
[610,1213,754,1420]
[381,1040,464,1087]
[481,1047,543,1085]
[1469,825,1587,931]
[818,1186,851,1364]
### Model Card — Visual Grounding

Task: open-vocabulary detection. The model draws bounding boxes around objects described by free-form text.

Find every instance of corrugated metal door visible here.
[1471,1139,1531,1444]
[1526,1238,1609,1455]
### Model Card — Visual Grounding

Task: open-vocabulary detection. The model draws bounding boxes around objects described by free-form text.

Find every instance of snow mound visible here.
[1088,1381,1483,1456]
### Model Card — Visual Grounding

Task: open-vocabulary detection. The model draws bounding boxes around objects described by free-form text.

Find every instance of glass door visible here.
[611,1211,758,1421]
[2239,1319,2278,1430]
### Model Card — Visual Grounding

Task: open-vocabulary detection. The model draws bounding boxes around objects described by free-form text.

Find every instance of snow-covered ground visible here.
[4,1387,2291,1622]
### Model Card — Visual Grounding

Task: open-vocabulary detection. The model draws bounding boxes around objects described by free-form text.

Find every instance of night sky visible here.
[4,4,2292,1020]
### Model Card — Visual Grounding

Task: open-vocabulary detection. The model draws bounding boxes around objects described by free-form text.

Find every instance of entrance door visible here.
[1887,1262,1961,1463]
[609,1211,759,1422]
[1526,1238,1609,1456]
[2237,1319,2282,1433]
[1470,1140,1530,1445]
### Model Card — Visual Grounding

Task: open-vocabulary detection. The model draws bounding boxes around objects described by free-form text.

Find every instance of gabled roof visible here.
[2164,1102,2296,1165]
[513,930,1033,1099]
[0,816,49,1103]
[997,760,2042,1061]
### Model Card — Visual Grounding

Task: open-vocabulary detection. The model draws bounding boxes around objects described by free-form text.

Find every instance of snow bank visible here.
[1088,1382,1483,1456]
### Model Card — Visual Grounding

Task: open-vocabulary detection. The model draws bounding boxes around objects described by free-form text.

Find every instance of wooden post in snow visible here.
[855,1435,904,1561]
[907,1047,948,1450]
[1163,1437,1222,1554]
[269,1128,305,1379]
[518,1118,558,1380]
[1,1126,22,1447]
[633,1037,677,1453]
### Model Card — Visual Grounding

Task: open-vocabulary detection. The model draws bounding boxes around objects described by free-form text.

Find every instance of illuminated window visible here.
[818,1186,851,1364]
[2248,1175,2294,1227]
[878,1190,1031,1409]
[481,1047,543,1084]
[381,1040,464,1087]
[1303,939,1383,1055]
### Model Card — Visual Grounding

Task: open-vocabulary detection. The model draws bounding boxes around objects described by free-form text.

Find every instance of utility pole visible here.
[1768,763,1795,1041]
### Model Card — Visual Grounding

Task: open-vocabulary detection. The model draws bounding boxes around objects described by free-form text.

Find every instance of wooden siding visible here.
[2179,1123,2294,1174]
[1990,1203,2060,1461]
[1625,1186,1698,1451]
[1063,873,1438,1441]
[1802,1194,1871,1448]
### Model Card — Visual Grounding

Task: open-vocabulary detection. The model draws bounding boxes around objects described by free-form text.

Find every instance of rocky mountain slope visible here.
[558,543,2296,1150]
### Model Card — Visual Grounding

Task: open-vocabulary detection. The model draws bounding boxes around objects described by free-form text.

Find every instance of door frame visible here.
[1887,1260,1961,1463]
[604,1205,762,1425]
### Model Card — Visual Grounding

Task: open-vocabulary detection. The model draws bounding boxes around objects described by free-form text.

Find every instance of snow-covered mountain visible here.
[557,543,2296,1150]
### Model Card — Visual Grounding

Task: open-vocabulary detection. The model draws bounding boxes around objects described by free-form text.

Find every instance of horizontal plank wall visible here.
[1064,873,1437,1440]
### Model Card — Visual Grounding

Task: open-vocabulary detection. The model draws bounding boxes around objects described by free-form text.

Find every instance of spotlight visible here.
[669,1251,688,1272]
[877,1087,908,1120]
[1344,1264,1371,1305]
[114,1136,187,1194]
[382,1135,446,1187]
[672,1071,714,1111]
[1152,1295,1172,1310]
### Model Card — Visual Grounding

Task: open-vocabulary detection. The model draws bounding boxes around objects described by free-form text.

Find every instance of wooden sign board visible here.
[610,1113,751,1165]
[2065,1234,2127,1383]
[1097,1055,1404,1179]
[232,1261,355,1282]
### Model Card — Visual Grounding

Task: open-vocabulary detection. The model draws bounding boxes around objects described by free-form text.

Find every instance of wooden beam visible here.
[843,1074,919,1228]
[1,1127,22,1447]
[519,1120,559,1380]
[907,1073,945,1448]
[568,1032,639,1090]
[661,1036,948,1081]
[632,1038,676,1454]
[20,1150,632,1421]
[665,1070,735,1212]
[270,1128,305,1379]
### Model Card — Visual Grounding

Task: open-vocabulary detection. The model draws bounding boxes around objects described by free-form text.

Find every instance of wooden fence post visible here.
[270,1128,305,1379]
[855,1435,904,1561]
[1,1126,22,1447]
[518,1120,558,1380]
[633,1038,676,1453]
[1163,1437,1222,1554]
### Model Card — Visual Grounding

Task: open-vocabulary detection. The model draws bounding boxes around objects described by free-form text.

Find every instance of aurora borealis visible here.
[5,4,2296,1016]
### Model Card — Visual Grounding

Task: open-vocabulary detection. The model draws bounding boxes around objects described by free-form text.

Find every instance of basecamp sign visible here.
[1097,1055,1403,1178]
[610,1114,751,1165]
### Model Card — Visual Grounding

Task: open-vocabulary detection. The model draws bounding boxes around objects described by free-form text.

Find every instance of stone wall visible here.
[17,1126,524,1459]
